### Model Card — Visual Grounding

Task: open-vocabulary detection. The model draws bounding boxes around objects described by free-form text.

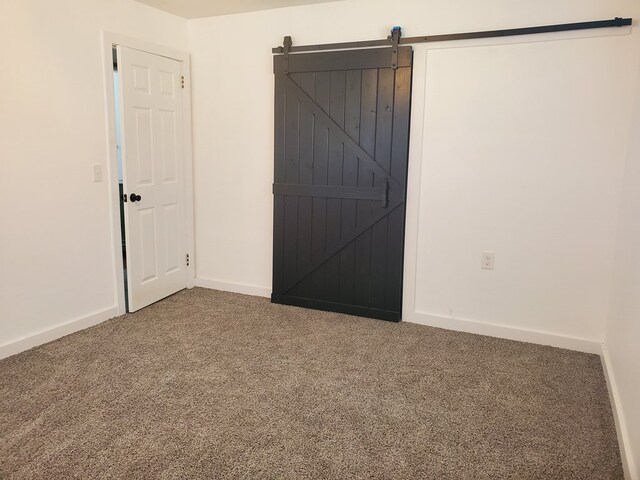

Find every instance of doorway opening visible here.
[112,47,129,312]
[103,34,195,315]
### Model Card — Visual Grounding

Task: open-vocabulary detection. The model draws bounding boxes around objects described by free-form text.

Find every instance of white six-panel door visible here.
[117,46,187,312]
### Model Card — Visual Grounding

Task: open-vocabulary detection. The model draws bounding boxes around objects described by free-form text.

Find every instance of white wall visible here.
[0,0,187,356]
[604,63,640,479]
[405,31,638,350]
[189,0,640,350]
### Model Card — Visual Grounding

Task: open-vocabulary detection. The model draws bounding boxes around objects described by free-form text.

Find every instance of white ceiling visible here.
[133,0,343,19]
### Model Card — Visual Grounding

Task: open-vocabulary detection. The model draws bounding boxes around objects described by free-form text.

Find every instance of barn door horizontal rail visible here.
[273,182,390,207]
[272,17,632,54]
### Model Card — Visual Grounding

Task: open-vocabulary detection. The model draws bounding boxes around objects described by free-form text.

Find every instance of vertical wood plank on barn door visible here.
[354,68,377,308]
[296,73,315,299]
[370,68,395,310]
[272,76,286,298]
[326,71,346,302]
[310,71,331,300]
[339,69,361,305]
[272,47,413,321]
[283,73,300,296]
[386,66,412,312]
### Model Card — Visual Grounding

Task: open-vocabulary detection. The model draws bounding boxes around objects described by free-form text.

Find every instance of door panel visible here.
[139,207,157,283]
[117,46,187,312]
[272,47,413,321]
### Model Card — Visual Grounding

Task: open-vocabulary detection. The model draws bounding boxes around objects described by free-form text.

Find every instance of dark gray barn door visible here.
[272,47,413,321]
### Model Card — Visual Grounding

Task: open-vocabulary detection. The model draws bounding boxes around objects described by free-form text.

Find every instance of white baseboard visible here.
[0,306,119,360]
[601,343,636,480]
[404,310,602,354]
[194,277,271,298]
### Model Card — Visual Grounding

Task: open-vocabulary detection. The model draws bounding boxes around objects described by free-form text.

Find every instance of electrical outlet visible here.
[481,251,495,270]
[93,164,103,183]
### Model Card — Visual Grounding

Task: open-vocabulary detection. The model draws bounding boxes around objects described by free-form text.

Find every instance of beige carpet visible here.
[0,288,622,479]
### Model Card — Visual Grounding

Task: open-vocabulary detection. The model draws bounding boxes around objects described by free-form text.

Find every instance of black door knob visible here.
[130,193,142,202]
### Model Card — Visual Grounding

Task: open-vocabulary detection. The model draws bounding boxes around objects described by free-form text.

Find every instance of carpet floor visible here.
[0,288,622,479]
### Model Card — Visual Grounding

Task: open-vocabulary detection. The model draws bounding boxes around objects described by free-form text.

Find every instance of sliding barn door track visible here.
[273,17,632,55]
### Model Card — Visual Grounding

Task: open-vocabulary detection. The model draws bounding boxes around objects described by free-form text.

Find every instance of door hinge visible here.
[181,75,185,89]
[186,253,190,266]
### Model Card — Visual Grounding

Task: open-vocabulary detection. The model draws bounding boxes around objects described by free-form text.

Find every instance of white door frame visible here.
[101,31,195,315]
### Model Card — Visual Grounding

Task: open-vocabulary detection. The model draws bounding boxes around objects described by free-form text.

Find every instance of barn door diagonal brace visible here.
[278,200,404,295]
[273,17,631,54]
[278,73,401,189]
[382,179,389,208]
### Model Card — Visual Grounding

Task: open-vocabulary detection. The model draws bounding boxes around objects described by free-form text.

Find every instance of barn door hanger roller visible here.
[280,26,403,72]
[273,17,632,55]
[389,26,401,70]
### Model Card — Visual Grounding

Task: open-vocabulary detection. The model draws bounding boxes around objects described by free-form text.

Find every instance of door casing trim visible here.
[101,31,195,315]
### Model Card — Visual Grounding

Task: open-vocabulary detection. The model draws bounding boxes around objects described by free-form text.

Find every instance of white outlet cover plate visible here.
[93,164,103,183]
[481,251,495,270]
